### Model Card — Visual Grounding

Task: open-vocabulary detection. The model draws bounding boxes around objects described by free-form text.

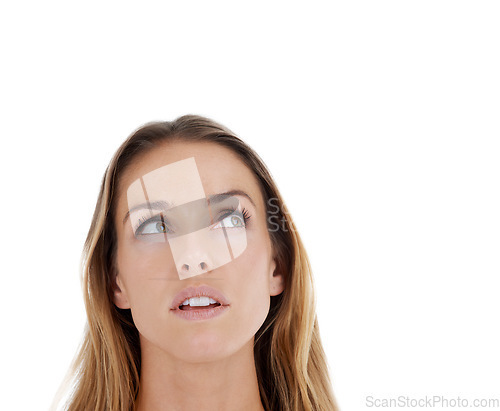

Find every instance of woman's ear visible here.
[269,259,285,297]
[111,271,131,309]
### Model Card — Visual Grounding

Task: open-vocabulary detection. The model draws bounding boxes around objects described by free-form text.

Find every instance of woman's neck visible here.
[135,336,265,411]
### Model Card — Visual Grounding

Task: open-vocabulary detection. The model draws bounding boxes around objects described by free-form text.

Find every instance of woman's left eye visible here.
[212,213,245,229]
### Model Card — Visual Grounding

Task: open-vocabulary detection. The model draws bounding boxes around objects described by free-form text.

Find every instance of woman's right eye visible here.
[136,220,170,236]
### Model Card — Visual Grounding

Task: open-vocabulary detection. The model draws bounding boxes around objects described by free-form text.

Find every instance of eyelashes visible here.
[212,207,251,230]
[218,207,251,224]
[133,207,252,236]
[134,214,171,235]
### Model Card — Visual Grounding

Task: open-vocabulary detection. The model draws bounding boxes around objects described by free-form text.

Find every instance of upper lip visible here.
[170,285,230,310]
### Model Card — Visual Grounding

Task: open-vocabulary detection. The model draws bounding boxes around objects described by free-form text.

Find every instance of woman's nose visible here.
[176,249,214,278]
[169,227,226,280]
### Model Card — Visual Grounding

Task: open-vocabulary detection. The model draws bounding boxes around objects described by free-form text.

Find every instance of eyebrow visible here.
[122,189,255,225]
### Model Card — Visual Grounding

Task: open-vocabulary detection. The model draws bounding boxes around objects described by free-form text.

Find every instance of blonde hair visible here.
[52,115,339,410]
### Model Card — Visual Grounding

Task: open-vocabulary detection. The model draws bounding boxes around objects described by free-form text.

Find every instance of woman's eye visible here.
[137,220,169,235]
[212,213,245,229]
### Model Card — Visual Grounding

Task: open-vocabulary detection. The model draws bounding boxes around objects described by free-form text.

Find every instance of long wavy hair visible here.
[52,115,339,411]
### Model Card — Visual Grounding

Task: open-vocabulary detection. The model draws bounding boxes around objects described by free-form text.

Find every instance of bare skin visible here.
[112,140,284,411]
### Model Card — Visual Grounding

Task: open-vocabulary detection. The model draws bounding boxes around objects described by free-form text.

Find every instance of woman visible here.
[55,115,339,410]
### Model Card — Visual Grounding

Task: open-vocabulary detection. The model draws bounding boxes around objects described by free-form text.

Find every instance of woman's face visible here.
[112,140,284,363]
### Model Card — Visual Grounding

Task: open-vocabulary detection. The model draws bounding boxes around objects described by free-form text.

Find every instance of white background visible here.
[1,1,499,410]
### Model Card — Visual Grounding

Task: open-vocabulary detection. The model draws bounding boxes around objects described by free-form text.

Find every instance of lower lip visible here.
[171,305,230,321]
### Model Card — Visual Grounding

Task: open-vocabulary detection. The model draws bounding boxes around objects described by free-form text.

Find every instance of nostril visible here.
[199,262,207,270]
[182,264,189,271]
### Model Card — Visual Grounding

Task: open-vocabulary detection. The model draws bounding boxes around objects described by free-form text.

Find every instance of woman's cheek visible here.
[119,239,177,279]
[234,241,273,329]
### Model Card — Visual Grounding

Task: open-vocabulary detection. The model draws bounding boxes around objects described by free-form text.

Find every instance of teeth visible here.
[190,296,210,306]
[180,296,219,307]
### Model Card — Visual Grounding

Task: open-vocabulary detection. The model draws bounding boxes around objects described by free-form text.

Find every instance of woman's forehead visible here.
[118,141,264,212]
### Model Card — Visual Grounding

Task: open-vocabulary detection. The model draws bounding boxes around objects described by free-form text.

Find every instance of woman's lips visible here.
[170,284,230,310]
[170,285,231,321]
[172,304,230,321]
